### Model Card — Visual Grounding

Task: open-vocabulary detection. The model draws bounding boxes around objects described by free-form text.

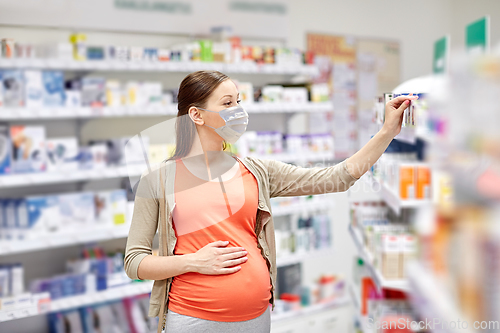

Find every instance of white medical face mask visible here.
[198,105,249,144]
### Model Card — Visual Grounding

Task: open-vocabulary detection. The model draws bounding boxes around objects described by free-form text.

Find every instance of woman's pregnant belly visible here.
[168,238,272,322]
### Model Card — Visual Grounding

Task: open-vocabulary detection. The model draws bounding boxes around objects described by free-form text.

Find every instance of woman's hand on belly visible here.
[186,240,248,275]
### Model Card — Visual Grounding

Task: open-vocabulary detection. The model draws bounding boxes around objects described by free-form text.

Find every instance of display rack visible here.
[0,102,334,120]
[0,39,347,331]
[380,183,432,215]
[272,198,334,216]
[0,150,334,189]
[0,281,154,323]
[407,262,474,333]
[270,296,349,322]
[1,198,334,256]
[0,59,319,75]
[0,165,142,188]
[349,224,409,292]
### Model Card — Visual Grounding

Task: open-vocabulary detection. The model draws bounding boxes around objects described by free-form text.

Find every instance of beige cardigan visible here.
[124,156,359,320]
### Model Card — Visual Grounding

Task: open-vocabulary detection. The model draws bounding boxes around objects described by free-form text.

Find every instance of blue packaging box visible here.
[21,195,60,237]
[0,124,12,174]
[42,71,65,107]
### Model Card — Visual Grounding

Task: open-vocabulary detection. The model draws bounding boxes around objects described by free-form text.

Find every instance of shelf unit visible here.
[1,198,334,256]
[0,102,333,120]
[406,262,474,333]
[0,59,319,75]
[0,165,143,188]
[271,198,333,217]
[271,296,349,322]
[380,183,432,215]
[0,281,154,323]
[0,46,343,331]
[0,224,132,256]
[348,224,409,292]
[0,150,333,189]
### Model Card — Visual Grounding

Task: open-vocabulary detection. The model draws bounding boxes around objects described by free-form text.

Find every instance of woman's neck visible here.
[184,128,225,165]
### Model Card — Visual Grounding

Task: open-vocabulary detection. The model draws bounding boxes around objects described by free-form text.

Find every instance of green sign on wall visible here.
[466,16,490,54]
[433,36,449,74]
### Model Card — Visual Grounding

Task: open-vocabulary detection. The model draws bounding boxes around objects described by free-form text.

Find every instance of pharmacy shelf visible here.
[348,224,410,292]
[249,151,335,164]
[276,248,335,267]
[0,105,177,119]
[244,102,333,113]
[407,262,474,333]
[271,295,349,322]
[0,281,153,322]
[380,182,432,214]
[0,165,144,188]
[272,198,333,216]
[0,224,131,256]
[1,202,333,256]
[0,59,319,75]
[0,102,333,120]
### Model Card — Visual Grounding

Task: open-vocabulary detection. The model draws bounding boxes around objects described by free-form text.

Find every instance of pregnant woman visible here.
[124,70,416,333]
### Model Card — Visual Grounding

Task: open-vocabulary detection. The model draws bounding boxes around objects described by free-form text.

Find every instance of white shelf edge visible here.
[0,102,333,120]
[348,224,410,292]
[407,262,475,333]
[379,182,432,214]
[248,152,335,164]
[0,281,153,323]
[271,295,349,322]
[0,224,131,256]
[271,198,333,217]
[0,165,143,188]
[0,59,319,75]
[276,248,334,267]
[1,200,333,256]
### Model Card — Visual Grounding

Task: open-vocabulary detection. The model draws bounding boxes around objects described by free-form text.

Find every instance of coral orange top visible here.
[168,158,272,322]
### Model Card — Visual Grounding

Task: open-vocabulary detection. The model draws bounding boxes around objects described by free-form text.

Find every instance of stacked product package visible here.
[350,201,417,281]
[232,131,334,159]
[0,69,173,110]
[0,188,128,241]
[1,32,315,67]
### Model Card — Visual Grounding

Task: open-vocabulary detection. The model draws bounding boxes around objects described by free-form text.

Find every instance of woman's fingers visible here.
[390,95,418,108]
[208,240,229,248]
[221,250,247,260]
[222,257,248,268]
[217,266,242,275]
[218,247,246,254]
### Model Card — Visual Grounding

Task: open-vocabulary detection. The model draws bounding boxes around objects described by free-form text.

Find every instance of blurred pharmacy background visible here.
[1,0,500,332]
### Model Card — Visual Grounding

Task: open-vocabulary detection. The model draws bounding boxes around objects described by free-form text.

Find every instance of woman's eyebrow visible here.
[219,94,234,100]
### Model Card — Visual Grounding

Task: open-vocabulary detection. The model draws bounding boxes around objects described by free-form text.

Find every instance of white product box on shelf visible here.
[282,87,308,103]
[24,70,44,108]
[58,192,95,226]
[105,80,122,107]
[262,85,284,102]
[81,77,106,108]
[65,89,82,108]
[45,137,79,172]
[94,190,128,226]
[10,125,47,173]
[20,195,60,237]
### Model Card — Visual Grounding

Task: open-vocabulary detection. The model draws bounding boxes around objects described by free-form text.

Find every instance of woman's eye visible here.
[237,100,241,104]
[224,101,232,106]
